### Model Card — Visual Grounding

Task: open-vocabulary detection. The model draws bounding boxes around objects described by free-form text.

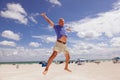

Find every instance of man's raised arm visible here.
[40,13,54,27]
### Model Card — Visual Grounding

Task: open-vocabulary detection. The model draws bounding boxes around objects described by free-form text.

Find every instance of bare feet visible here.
[42,69,48,75]
[42,70,48,75]
[64,68,72,72]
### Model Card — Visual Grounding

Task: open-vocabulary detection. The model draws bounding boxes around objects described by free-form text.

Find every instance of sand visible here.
[0,61,120,80]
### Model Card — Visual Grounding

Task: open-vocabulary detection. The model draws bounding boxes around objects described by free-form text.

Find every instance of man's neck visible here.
[59,24,64,27]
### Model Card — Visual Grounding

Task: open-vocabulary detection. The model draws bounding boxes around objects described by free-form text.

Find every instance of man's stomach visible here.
[58,35,67,42]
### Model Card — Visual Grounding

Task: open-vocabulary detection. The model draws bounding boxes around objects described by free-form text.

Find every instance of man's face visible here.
[58,18,64,26]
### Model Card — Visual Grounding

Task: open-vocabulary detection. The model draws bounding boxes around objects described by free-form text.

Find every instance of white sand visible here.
[0,61,120,80]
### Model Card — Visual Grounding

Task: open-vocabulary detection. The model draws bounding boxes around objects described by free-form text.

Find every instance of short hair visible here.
[59,18,64,20]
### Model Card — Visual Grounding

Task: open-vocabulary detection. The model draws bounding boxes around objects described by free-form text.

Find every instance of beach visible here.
[0,61,120,80]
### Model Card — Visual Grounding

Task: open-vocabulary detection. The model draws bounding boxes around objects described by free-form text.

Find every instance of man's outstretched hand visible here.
[40,13,46,17]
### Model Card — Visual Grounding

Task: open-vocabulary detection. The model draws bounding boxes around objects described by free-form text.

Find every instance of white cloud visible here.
[66,1,120,39]
[70,41,98,55]
[0,3,28,25]
[110,37,120,47]
[29,16,37,24]
[32,35,56,43]
[97,42,108,47]
[29,42,41,47]
[1,30,20,41]
[113,0,120,9]
[0,48,51,62]
[46,36,56,42]
[28,13,39,24]
[0,40,16,47]
[105,32,113,38]
[48,0,62,6]
[69,39,120,59]
[77,31,102,39]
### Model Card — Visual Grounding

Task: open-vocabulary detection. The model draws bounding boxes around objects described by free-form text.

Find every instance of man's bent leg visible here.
[43,51,57,75]
[64,52,72,72]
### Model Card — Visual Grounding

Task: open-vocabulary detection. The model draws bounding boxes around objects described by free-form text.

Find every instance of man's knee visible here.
[52,51,58,57]
[65,53,70,60]
[67,54,70,60]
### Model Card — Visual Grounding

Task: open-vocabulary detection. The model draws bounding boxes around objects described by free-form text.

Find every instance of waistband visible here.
[57,40,66,44]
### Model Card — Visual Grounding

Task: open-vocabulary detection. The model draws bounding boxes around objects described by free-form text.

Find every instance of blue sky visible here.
[0,0,120,62]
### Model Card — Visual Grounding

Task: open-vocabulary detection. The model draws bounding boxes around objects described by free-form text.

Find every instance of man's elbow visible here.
[50,23,54,27]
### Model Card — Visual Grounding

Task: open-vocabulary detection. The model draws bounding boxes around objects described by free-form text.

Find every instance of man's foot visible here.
[42,70,48,75]
[64,68,72,72]
[42,69,48,75]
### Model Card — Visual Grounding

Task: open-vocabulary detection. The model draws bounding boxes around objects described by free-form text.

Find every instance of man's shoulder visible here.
[54,25,60,28]
[54,25,59,27]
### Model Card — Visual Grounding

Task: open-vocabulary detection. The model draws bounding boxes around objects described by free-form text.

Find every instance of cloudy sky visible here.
[0,0,120,62]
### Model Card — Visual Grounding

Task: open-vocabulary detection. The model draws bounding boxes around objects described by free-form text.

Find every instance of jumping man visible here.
[40,13,71,75]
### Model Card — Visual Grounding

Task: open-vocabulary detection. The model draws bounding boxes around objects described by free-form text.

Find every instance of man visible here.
[41,13,71,75]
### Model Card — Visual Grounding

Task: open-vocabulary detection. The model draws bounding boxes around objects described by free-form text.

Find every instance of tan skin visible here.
[41,13,71,75]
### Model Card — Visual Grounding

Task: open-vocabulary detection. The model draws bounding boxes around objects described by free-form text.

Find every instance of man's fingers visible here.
[40,13,46,16]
